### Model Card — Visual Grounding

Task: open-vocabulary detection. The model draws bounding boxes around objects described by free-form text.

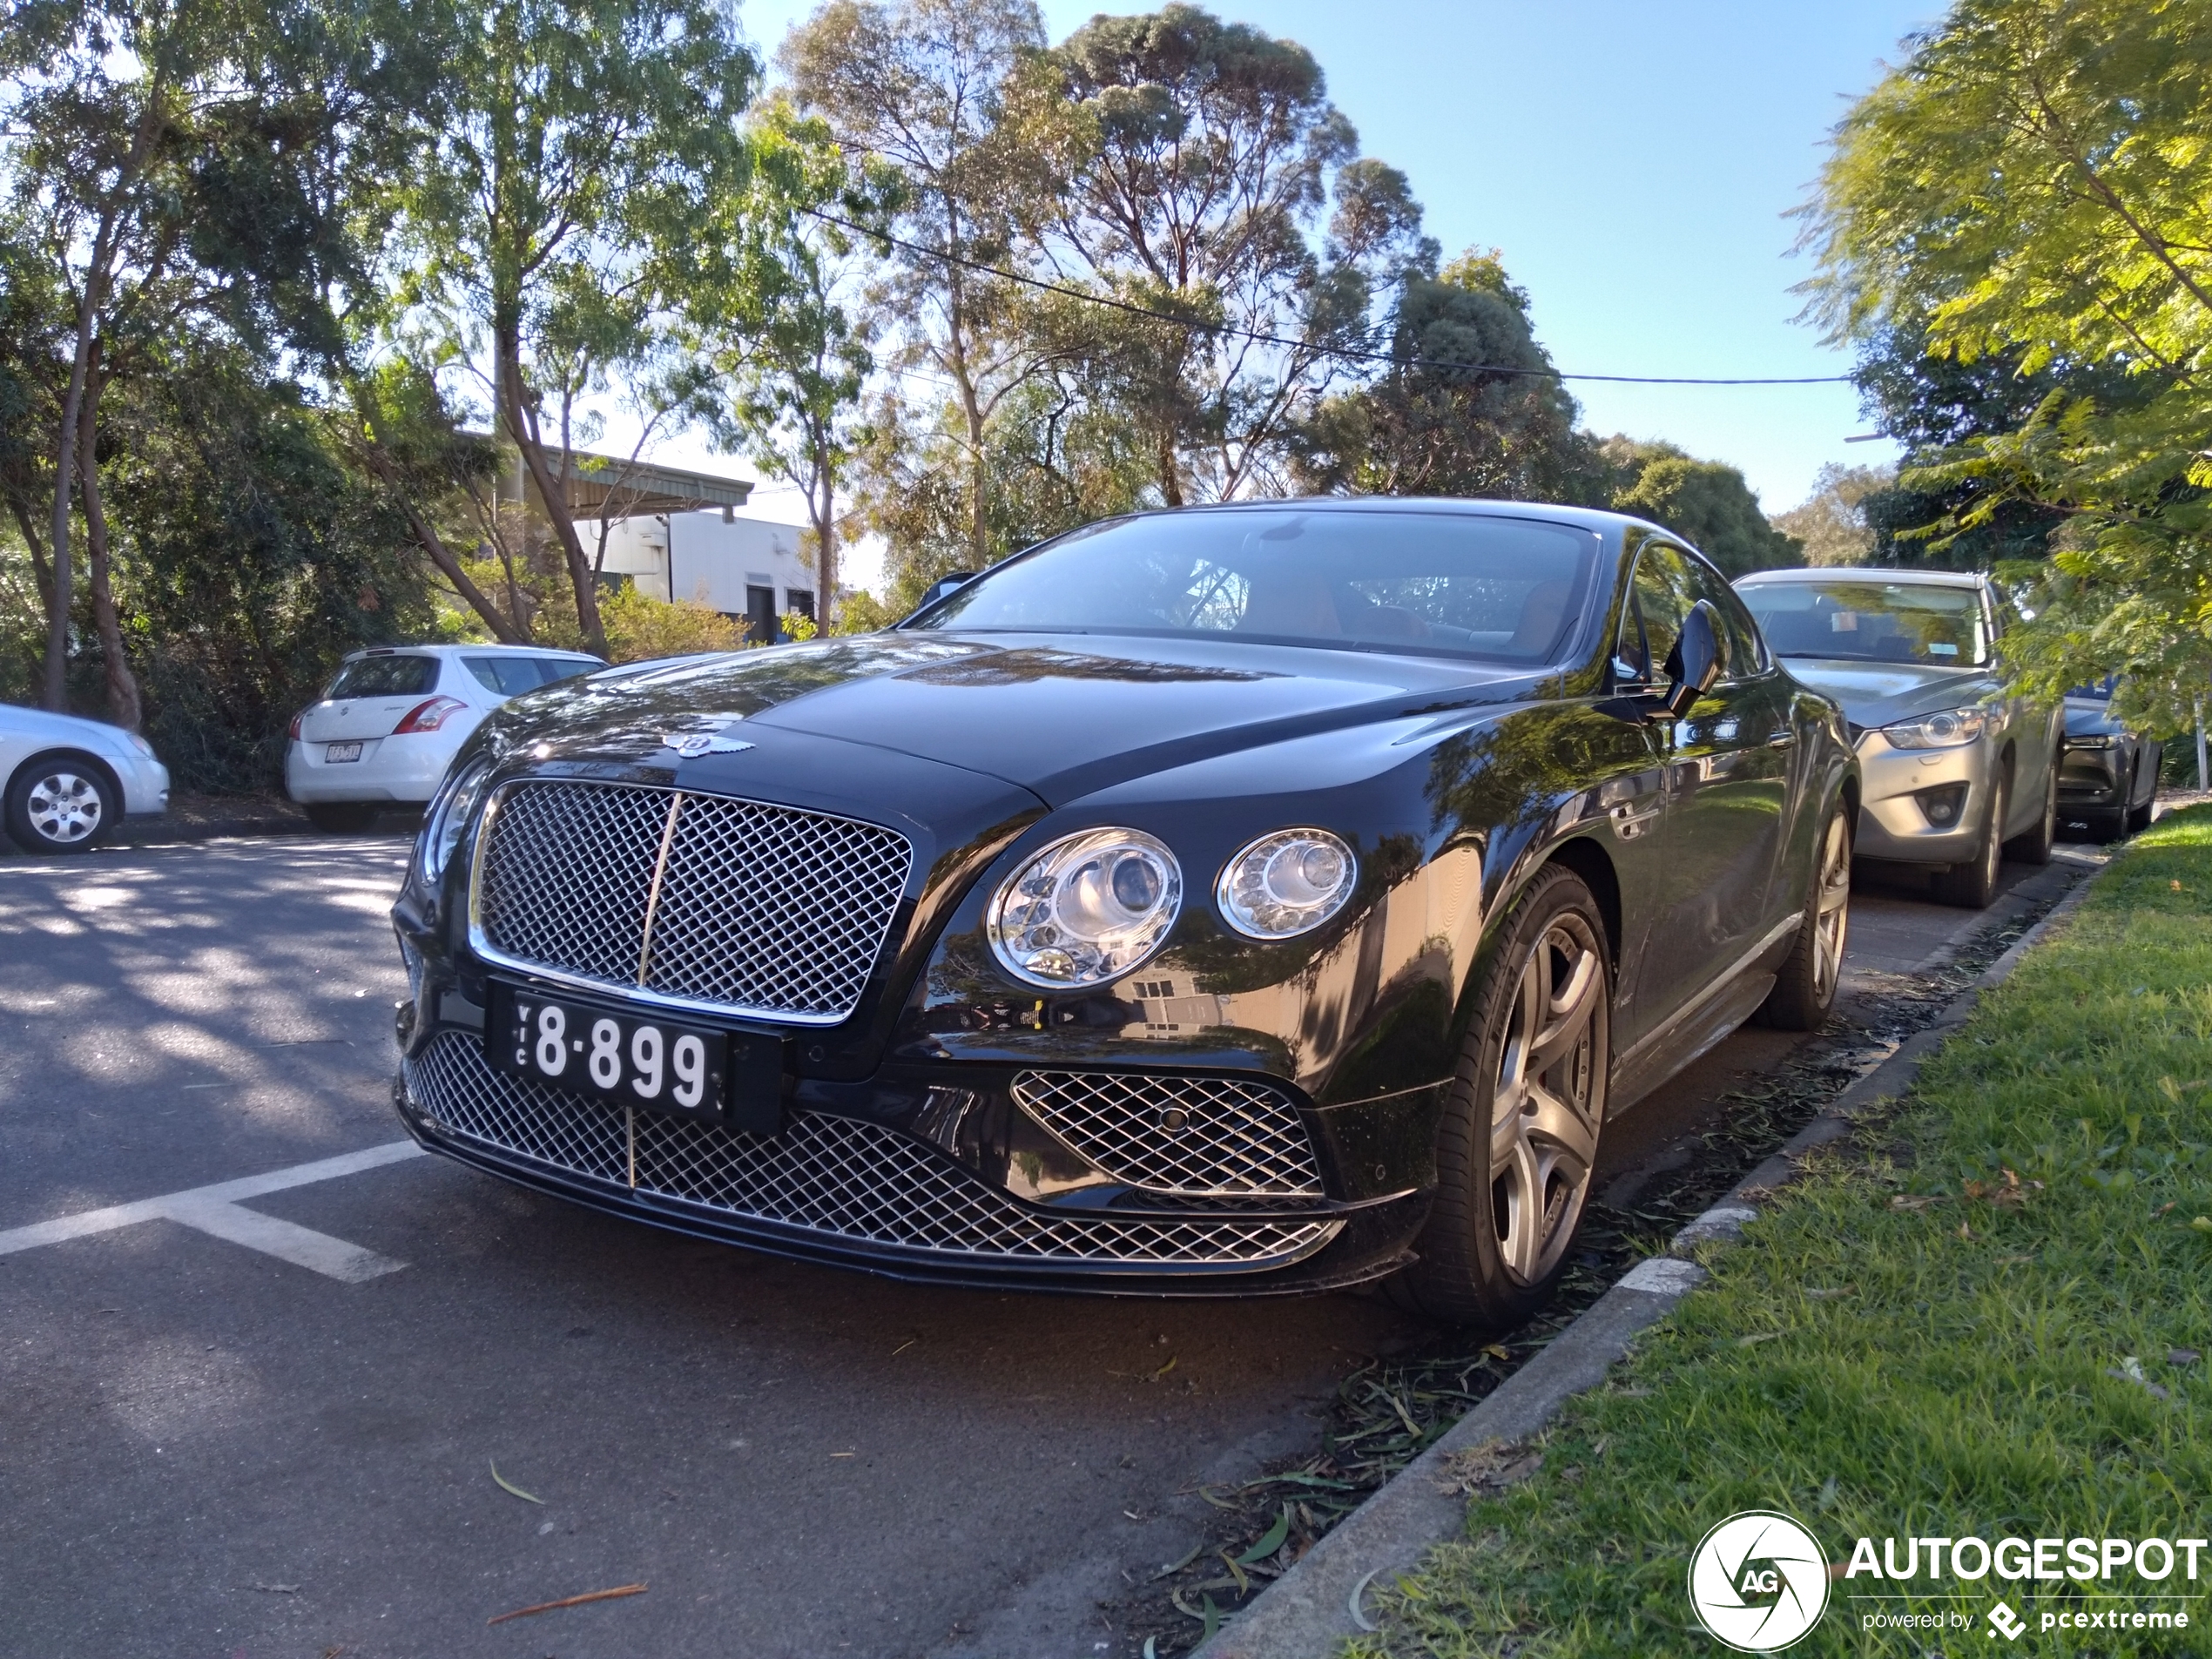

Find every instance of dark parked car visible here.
[389,501,1856,1325]
[2060,679,2161,840]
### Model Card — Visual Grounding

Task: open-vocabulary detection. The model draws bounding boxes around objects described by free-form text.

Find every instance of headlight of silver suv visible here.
[987,827,1182,987]
[1880,706,1989,750]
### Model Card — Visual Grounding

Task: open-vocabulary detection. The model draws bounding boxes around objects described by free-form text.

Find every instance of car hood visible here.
[1774,658,1998,732]
[514,631,1538,807]
[0,702,137,754]
[2064,698,2125,738]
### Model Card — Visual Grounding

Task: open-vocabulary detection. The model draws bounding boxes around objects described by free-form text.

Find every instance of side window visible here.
[464,657,546,697]
[531,657,590,687]
[1673,550,1764,679]
[1618,543,1694,684]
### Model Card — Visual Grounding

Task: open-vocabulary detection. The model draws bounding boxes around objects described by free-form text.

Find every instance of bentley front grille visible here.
[473,779,913,1024]
[404,1033,1338,1270]
[1012,1070,1324,1197]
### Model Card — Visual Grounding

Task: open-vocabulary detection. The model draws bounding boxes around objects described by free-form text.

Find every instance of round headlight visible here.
[1216,829,1358,940]
[419,758,493,885]
[986,828,1182,988]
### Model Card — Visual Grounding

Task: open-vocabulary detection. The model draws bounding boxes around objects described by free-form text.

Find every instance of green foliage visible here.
[1602,438,1803,577]
[1292,248,1605,504]
[1772,462,1894,568]
[1800,0,2212,731]
[1356,808,2212,1657]
[101,351,445,791]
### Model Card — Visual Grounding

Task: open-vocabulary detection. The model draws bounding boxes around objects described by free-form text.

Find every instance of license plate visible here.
[326,741,363,763]
[488,983,751,1124]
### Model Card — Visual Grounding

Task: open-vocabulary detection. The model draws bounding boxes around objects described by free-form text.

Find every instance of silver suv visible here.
[1734,568,2060,907]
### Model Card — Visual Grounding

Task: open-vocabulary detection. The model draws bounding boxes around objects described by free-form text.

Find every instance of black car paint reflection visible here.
[388,500,1856,1298]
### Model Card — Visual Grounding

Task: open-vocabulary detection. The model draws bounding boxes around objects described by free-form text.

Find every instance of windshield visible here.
[326,655,439,698]
[1737,580,1991,668]
[907,509,1602,664]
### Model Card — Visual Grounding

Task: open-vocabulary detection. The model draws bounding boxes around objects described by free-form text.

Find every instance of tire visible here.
[305,802,381,833]
[2128,796,2155,834]
[1386,865,1608,1327]
[2004,756,2056,866]
[1933,772,2006,909]
[2083,807,2126,844]
[4,753,119,855]
[1757,802,1851,1031]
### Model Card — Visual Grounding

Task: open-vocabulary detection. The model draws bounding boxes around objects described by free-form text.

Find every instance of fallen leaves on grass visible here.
[1889,1193,1947,1211]
[1962,1169,2042,1207]
[489,1460,543,1505]
[2107,1356,2172,1401]
[486,1583,647,1625]
[1435,1440,1544,1498]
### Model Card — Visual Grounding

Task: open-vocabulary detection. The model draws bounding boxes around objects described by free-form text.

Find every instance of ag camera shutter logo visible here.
[1689,1511,1831,1651]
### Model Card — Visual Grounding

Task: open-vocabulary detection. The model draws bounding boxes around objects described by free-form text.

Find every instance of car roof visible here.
[1736,566,1988,590]
[340,644,603,661]
[1100,496,1649,541]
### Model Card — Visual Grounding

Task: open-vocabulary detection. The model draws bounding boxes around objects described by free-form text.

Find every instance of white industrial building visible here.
[597,509,819,642]
[513,446,821,643]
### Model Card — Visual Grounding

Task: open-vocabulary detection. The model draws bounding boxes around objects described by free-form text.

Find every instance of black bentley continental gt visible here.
[390,501,1857,1325]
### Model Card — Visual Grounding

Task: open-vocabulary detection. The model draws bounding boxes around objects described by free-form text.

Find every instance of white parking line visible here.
[0,1140,427,1282]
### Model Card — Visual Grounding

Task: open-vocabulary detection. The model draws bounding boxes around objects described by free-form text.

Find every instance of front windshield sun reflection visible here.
[1737,581,1991,669]
[906,509,1602,665]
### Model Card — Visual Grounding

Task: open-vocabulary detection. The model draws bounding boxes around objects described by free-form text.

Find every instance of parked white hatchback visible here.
[287,644,605,832]
[1,704,171,854]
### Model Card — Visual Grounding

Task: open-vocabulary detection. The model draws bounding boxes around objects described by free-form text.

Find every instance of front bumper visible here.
[118,753,169,816]
[2058,745,2128,812]
[393,995,1432,1298]
[1851,729,1996,864]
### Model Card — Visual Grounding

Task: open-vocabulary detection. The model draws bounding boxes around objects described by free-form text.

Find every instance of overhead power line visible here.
[807,208,1853,388]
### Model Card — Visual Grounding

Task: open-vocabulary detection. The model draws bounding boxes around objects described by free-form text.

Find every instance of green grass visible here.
[1353,807,2212,1657]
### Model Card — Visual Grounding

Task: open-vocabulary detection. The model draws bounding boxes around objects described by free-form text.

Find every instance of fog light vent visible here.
[1917,784,1969,827]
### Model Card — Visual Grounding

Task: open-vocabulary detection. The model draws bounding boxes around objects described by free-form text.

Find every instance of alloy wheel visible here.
[1811,811,1851,1005]
[26,772,104,845]
[1489,915,1604,1286]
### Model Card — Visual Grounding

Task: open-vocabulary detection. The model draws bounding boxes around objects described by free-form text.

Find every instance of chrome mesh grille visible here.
[404,1033,1337,1269]
[1013,1071,1323,1197]
[475,779,912,1023]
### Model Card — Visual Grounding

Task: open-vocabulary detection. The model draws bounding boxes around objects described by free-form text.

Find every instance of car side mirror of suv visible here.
[1661,600,1725,718]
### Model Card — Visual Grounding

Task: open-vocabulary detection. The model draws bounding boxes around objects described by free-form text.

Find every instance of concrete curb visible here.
[1192,867,2105,1659]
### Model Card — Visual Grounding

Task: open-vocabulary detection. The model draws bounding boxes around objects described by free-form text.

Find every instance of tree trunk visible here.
[355,437,529,644]
[813,434,837,633]
[43,304,97,712]
[76,366,142,732]
[499,335,608,658]
[7,495,53,622]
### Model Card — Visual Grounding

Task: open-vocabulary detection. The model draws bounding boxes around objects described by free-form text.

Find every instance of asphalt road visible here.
[0,832,2094,1659]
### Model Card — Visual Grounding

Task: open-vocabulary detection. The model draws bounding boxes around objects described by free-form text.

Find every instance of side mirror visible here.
[1661,600,1726,718]
[917,571,977,611]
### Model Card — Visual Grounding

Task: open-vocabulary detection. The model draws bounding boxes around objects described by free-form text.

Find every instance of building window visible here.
[786,589,815,620]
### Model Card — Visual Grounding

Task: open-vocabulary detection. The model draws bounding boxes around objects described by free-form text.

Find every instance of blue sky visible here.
[692,0,1941,564]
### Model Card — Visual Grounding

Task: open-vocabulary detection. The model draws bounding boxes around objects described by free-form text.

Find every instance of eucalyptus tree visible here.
[1800,0,2212,728]
[1292,249,1600,504]
[0,0,266,717]
[392,0,759,656]
[1016,4,1434,504]
[780,0,1051,567]
[686,105,894,631]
